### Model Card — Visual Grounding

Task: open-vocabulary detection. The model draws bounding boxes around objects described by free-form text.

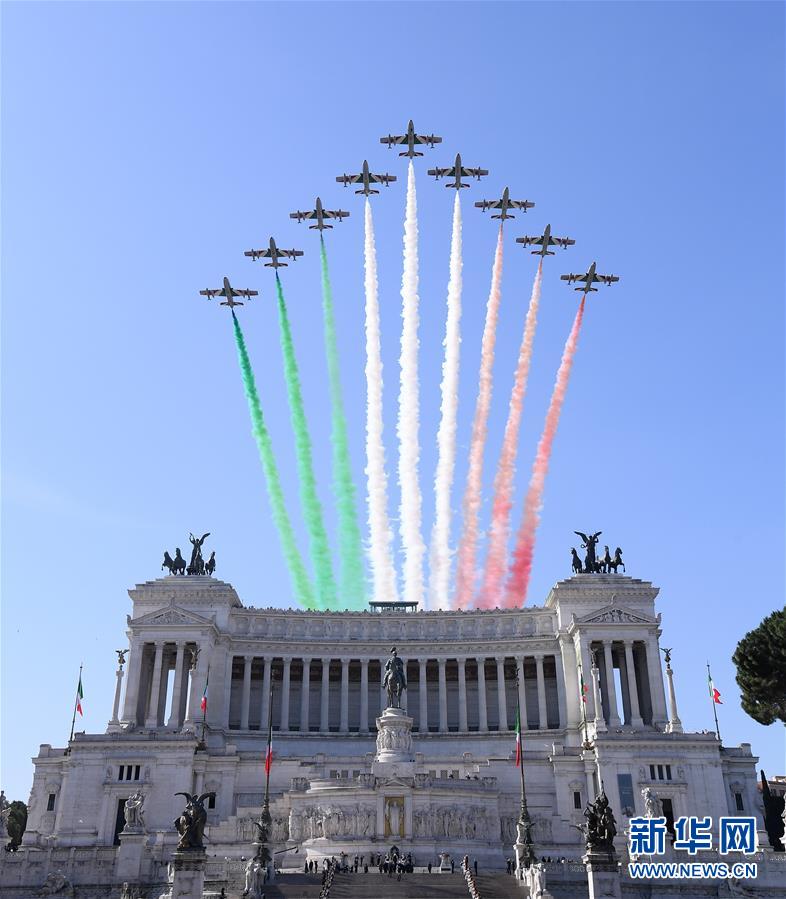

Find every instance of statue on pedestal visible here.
[383,647,407,710]
[242,856,266,899]
[583,790,617,853]
[641,787,661,819]
[187,532,210,576]
[575,531,602,573]
[122,790,145,832]
[173,792,214,851]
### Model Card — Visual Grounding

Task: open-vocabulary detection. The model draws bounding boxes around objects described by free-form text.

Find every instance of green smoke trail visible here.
[275,274,338,610]
[320,237,366,609]
[231,313,317,610]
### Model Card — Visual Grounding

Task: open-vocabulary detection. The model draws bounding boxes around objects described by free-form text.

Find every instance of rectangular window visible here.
[650,764,656,780]
[118,766,125,781]
[666,765,672,781]
[735,792,744,812]
[47,793,56,812]
[657,764,664,780]
[573,791,582,810]
[617,773,635,814]
[207,794,216,810]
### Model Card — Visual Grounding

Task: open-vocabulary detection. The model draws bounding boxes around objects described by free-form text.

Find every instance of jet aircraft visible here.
[560,262,619,294]
[336,160,397,195]
[516,224,575,257]
[427,154,489,189]
[199,276,258,307]
[474,187,534,220]
[289,197,349,231]
[380,119,442,157]
[244,237,304,268]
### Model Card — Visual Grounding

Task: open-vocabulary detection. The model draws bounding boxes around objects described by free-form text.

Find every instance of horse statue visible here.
[162,549,186,576]
[205,551,216,576]
[383,647,407,710]
[570,548,583,574]
[597,545,612,573]
[608,547,625,573]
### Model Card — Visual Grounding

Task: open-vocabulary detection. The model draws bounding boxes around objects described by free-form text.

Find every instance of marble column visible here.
[168,643,187,728]
[280,659,291,732]
[623,641,643,727]
[120,640,143,726]
[438,660,448,733]
[603,642,621,726]
[340,658,350,733]
[516,659,528,730]
[360,659,369,733]
[578,637,597,721]
[380,658,387,712]
[145,642,164,728]
[591,657,606,733]
[477,658,488,733]
[645,639,669,727]
[664,658,683,734]
[535,654,548,730]
[108,658,126,731]
[184,645,203,728]
[300,658,311,732]
[240,656,253,730]
[419,659,428,733]
[320,658,331,733]
[260,657,273,731]
[496,657,508,731]
[553,652,567,729]
[558,639,581,732]
[457,658,468,732]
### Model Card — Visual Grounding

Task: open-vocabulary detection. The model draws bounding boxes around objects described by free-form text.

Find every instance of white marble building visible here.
[3,570,780,895]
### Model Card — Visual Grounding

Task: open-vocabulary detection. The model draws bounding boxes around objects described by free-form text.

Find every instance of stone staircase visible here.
[252,871,522,899]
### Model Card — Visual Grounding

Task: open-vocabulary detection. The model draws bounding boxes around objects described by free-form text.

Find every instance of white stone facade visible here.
[3,572,781,895]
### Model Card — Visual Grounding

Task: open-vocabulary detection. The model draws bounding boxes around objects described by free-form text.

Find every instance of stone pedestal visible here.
[116,830,146,882]
[164,849,206,899]
[583,849,622,899]
[371,707,414,778]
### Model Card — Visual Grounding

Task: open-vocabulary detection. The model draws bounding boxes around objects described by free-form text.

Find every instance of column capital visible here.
[282,657,292,668]
[340,657,351,666]
[438,658,447,668]
[243,654,254,663]
[419,658,428,668]
[302,657,312,665]
[495,656,506,664]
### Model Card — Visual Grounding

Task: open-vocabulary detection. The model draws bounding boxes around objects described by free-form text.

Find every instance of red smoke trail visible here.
[453,225,505,609]
[503,296,586,608]
[477,261,543,609]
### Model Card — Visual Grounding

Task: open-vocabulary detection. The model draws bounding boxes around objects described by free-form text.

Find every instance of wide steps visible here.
[260,871,521,899]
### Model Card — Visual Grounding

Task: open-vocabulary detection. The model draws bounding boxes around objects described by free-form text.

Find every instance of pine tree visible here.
[732,607,786,726]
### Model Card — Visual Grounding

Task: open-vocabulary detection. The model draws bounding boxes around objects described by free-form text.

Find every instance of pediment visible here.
[132,601,215,628]
[576,603,657,626]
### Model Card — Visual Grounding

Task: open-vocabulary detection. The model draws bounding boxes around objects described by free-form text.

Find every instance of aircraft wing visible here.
[560,273,584,283]
[290,210,316,221]
[553,237,575,248]
[367,172,396,185]
[475,199,502,210]
[597,274,619,284]
[516,236,542,246]
[427,166,453,178]
[380,135,406,146]
[324,210,350,220]
[199,289,220,298]
[510,200,535,210]
[281,249,304,260]
[415,133,442,146]
[244,249,271,259]
[461,166,489,178]
[336,173,362,185]
[235,289,258,297]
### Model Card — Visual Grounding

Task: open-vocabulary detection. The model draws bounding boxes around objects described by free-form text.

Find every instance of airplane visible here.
[474,187,534,220]
[336,160,397,195]
[380,119,442,158]
[427,154,488,189]
[516,224,575,257]
[244,237,304,268]
[289,197,350,231]
[199,276,258,308]
[560,262,619,294]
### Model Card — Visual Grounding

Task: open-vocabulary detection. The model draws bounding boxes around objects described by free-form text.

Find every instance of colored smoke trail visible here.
[427,192,463,611]
[453,224,505,609]
[275,275,338,610]
[231,312,317,610]
[477,261,543,609]
[397,161,425,607]
[363,199,399,603]
[320,238,366,610]
[504,297,586,607]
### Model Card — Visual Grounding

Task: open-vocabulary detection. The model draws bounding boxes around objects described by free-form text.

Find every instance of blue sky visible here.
[2,2,784,800]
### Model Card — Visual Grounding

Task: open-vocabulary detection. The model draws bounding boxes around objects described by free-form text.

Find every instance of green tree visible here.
[732,607,786,726]
[6,801,27,849]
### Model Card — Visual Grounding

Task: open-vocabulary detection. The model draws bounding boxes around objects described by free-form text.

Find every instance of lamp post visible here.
[249,671,277,892]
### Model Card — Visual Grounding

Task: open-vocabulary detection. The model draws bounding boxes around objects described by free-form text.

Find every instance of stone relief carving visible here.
[412,806,493,841]
[295,804,376,841]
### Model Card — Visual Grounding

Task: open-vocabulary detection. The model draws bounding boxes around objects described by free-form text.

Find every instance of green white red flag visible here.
[200,671,209,713]
[708,670,722,704]
[76,675,84,716]
[514,707,522,766]
[265,737,273,775]
[579,666,589,704]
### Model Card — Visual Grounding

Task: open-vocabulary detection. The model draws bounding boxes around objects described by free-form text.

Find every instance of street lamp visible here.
[511,671,535,871]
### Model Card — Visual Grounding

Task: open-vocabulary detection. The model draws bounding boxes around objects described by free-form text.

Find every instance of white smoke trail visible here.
[364,199,399,604]
[397,161,425,608]
[428,193,463,611]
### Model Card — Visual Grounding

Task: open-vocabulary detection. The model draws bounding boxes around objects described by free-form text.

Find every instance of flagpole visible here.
[707,662,722,743]
[513,674,534,869]
[578,661,591,750]
[199,664,210,750]
[68,663,83,746]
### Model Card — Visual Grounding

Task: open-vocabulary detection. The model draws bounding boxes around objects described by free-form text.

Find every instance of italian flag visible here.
[579,667,589,704]
[708,672,722,704]
[265,736,274,776]
[514,708,522,767]
[200,672,209,713]
[76,675,84,716]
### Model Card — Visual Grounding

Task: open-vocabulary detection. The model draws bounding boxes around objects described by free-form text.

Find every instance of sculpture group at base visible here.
[173,792,214,851]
